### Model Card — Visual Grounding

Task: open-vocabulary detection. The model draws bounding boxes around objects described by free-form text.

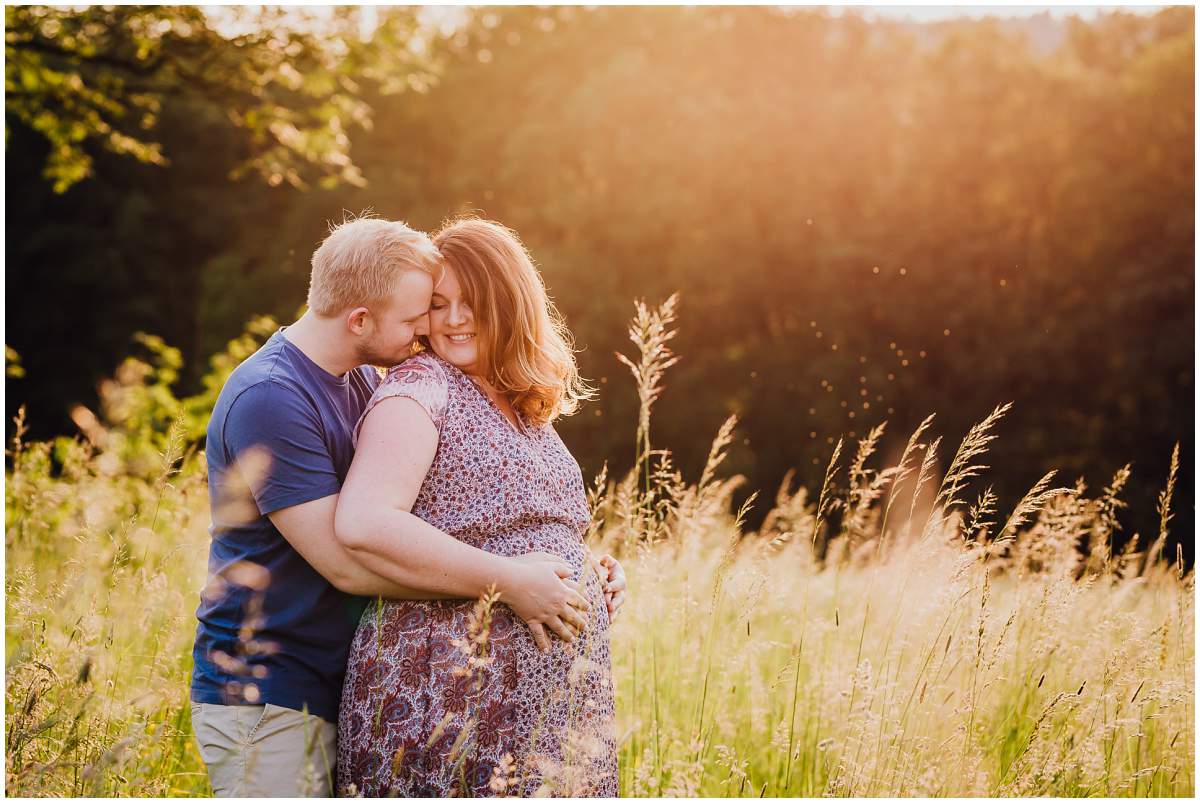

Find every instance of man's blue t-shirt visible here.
[190,329,380,723]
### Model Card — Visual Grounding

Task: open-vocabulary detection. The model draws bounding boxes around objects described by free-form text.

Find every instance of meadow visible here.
[4,301,1194,797]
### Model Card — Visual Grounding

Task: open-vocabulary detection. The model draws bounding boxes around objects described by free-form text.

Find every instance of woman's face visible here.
[427,266,481,375]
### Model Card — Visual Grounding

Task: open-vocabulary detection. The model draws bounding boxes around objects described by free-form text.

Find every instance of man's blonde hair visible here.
[307,216,442,316]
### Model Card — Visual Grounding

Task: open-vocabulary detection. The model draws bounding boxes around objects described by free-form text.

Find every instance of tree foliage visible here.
[4,5,434,191]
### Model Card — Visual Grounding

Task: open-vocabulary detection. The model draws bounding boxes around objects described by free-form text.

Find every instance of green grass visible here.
[607,533,1192,796]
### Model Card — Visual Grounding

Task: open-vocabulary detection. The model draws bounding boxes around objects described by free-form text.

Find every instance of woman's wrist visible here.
[489,555,522,600]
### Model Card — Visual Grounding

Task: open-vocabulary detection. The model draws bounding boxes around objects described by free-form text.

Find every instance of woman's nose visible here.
[448,303,467,326]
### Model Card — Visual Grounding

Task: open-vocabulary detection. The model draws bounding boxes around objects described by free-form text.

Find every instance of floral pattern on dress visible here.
[351,358,450,443]
[337,351,618,798]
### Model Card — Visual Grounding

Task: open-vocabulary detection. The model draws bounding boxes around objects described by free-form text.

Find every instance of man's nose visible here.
[415,314,430,336]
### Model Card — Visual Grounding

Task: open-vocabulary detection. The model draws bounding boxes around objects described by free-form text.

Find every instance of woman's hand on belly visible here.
[500,552,591,652]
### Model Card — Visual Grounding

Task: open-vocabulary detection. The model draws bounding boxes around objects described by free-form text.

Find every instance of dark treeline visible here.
[5,6,1194,555]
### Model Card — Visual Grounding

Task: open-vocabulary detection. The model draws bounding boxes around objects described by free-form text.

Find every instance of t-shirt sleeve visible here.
[222,381,342,516]
[354,356,449,446]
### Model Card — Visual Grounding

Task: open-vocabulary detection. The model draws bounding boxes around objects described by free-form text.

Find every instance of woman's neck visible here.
[467,372,523,428]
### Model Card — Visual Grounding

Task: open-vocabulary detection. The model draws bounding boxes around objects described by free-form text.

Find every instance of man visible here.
[190,216,626,797]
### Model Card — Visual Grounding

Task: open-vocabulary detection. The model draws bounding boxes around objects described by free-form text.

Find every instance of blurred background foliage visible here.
[4,5,1193,555]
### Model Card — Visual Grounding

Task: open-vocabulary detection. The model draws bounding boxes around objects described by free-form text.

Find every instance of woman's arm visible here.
[269,495,577,652]
[334,395,590,647]
[268,495,452,599]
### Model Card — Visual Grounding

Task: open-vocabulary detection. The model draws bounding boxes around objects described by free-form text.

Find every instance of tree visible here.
[4,5,435,191]
[5,5,1192,556]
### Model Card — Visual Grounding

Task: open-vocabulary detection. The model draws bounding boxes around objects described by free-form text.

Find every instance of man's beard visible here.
[355,336,412,368]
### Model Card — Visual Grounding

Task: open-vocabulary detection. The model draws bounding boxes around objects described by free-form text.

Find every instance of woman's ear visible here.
[346,306,372,336]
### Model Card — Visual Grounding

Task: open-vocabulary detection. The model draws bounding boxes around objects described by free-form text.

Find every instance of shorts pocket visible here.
[244,704,273,744]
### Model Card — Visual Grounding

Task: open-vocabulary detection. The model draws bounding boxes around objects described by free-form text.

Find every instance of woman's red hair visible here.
[432,218,593,427]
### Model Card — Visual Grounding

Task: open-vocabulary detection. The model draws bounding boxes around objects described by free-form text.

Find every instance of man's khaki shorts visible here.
[190,702,337,797]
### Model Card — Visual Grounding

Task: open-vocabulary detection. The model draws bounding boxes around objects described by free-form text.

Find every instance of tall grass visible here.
[5,303,1194,797]
[599,299,1193,797]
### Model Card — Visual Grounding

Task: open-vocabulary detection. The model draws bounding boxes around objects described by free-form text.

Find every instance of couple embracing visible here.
[189,216,625,797]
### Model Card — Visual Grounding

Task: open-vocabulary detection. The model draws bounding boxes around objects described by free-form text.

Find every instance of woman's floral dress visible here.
[336,352,618,797]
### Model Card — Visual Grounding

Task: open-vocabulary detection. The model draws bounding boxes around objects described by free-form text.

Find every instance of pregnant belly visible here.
[338,554,615,797]
[454,523,590,580]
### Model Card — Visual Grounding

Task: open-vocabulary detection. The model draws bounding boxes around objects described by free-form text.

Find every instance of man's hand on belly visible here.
[591,553,627,623]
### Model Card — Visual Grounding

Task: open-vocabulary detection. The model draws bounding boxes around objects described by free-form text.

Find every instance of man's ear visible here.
[346,306,372,336]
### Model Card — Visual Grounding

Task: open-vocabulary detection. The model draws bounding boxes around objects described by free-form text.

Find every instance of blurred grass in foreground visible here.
[5,302,1193,796]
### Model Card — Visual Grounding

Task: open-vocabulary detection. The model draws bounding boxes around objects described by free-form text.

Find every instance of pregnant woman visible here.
[336,218,619,796]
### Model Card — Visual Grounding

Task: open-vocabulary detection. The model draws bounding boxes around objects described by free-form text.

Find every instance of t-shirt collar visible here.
[276,327,351,387]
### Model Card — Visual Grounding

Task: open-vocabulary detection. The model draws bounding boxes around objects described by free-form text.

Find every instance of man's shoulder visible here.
[224,333,295,387]
[211,338,311,428]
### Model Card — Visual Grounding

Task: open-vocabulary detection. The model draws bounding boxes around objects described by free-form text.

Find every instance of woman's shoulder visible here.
[384,350,453,387]
[360,351,454,437]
